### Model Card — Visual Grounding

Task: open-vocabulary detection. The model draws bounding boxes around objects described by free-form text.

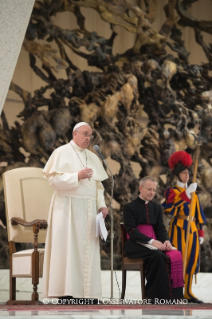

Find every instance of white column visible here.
[0,0,35,115]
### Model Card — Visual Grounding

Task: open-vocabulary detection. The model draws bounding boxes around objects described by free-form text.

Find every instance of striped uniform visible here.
[162,185,206,299]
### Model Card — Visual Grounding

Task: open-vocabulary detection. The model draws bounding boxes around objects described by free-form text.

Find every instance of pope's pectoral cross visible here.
[86,167,91,181]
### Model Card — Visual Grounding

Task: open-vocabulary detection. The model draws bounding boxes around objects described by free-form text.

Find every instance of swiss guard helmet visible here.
[168,151,192,179]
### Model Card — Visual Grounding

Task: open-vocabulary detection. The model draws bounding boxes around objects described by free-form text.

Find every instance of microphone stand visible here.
[102,160,114,300]
[93,146,114,299]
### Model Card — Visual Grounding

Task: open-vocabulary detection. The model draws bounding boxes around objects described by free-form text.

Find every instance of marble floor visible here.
[0,270,212,318]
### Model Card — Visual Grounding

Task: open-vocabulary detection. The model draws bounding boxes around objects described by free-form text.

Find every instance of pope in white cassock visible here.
[42,122,108,299]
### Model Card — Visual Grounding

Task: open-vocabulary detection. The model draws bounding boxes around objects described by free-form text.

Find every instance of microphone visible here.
[93,145,107,165]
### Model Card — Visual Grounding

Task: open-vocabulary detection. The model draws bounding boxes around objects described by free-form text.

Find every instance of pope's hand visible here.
[99,207,108,218]
[78,168,93,180]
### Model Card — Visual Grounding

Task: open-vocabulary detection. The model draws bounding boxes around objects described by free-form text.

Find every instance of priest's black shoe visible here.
[186,297,203,304]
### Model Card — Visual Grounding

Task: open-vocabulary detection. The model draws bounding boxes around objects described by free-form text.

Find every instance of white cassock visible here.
[42,140,108,298]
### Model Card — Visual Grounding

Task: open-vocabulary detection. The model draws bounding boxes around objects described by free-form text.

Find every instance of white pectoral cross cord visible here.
[70,142,91,180]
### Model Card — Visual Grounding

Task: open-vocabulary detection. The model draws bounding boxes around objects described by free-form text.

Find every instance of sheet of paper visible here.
[96,212,108,241]
[136,242,158,250]
[136,242,177,250]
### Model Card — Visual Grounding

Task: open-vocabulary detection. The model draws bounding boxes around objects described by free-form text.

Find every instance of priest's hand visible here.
[164,240,172,251]
[99,207,108,218]
[151,240,166,251]
[78,168,93,180]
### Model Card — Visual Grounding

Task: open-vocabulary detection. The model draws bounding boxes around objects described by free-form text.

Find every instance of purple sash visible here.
[126,224,156,240]
[127,224,184,288]
[165,250,184,288]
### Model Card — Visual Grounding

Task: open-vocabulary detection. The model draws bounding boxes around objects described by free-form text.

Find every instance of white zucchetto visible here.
[73,122,90,131]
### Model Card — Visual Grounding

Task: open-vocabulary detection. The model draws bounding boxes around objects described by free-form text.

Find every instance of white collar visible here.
[70,140,85,152]
[177,180,187,189]
[139,195,149,204]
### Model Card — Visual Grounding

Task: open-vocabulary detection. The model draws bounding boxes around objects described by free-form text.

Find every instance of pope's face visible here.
[139,180,157,201]
[73,125,93,149]
[178,169,189,183]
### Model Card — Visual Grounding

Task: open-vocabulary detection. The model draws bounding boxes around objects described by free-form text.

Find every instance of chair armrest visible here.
[11,217,47,230]
[11,217,48,252]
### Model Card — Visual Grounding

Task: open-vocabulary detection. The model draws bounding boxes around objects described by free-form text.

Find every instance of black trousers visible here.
[125,239,183,299]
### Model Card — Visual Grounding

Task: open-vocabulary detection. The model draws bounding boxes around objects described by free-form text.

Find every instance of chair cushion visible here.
[12,249,44,277]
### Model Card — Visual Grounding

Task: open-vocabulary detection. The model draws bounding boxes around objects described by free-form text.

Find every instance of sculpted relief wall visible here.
[1,0,212,271]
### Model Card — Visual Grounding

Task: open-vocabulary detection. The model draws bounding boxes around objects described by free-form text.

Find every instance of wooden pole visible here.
[183,144,200,278]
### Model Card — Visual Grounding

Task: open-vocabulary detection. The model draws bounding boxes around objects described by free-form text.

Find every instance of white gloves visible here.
[186,182,197,199]
[199,237,204,245]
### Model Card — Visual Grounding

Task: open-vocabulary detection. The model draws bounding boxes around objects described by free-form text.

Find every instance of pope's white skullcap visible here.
[73,122,90,131]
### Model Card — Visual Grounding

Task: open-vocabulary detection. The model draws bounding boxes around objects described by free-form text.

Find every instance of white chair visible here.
[3,167,53,305]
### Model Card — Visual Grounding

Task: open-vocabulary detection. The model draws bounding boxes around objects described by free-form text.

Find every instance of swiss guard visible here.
[162,151,206,303]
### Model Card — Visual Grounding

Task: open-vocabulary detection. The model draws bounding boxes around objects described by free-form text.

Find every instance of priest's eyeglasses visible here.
[76,130,94,140]
[143,187,157,193]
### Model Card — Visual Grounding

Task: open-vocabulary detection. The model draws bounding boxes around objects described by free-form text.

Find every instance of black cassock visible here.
[123,197,183,300]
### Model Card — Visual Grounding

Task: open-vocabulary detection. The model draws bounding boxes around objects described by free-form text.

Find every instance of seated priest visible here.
[123,176,184,302]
